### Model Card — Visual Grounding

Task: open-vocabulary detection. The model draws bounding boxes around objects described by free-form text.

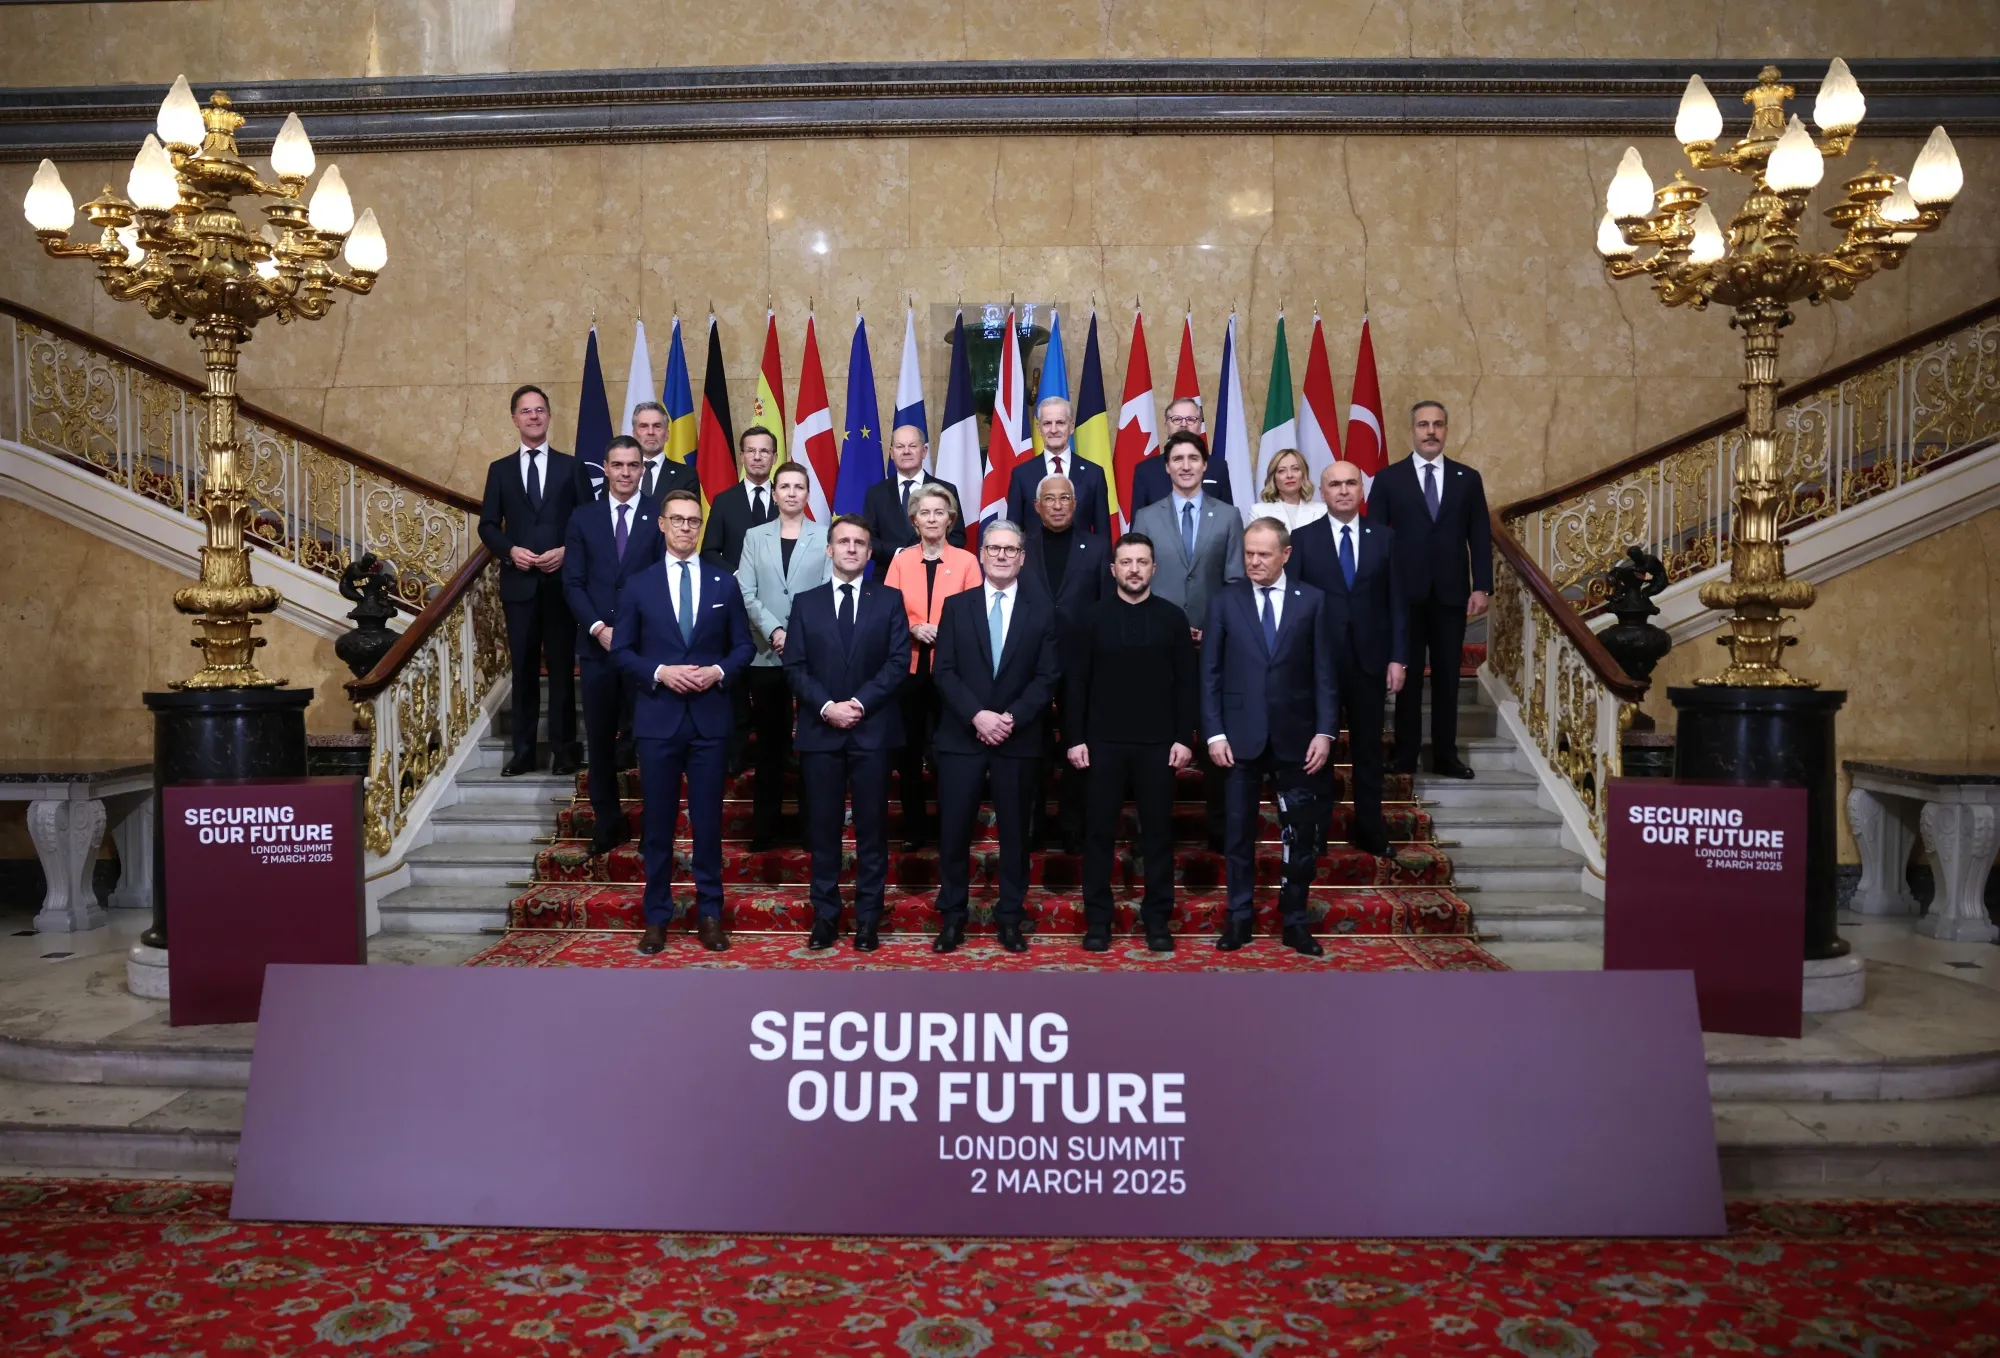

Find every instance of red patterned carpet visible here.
[466,930,1509,972]
[2,1181,1995,1356]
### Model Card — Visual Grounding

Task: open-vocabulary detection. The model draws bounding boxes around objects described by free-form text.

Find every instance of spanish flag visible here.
[751,309,787,465]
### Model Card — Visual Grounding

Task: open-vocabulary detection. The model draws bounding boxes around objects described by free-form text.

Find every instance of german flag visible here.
[695,314,738,503]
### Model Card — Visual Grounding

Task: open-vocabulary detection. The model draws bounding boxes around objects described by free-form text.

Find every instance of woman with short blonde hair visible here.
[1246,448,1327,531]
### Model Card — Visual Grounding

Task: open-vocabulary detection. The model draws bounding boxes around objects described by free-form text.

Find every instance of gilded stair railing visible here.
[1505,297,2000,614]
[3,295,477,611]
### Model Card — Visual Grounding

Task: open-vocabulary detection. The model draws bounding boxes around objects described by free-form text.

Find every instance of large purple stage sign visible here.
[233,967,1723,1238]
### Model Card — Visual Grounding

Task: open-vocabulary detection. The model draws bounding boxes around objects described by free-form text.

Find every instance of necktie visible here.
[1050,453,1063,477]
[525,450,542,509]
[1260,586,1278,651]
[644,460,658,500]
[837,583,856,649]
[988,591,1005,673]
[752,485,767,522]
[901,479,914,513]
[1339,524,1355,588]
[1181,501,1196,560]
[1424,462,1440,520]
[614,502,629,560]
[676,559,694,639]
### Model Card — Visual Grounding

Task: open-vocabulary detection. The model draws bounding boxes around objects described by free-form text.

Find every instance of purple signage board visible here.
[163,778,364,1027]
[1605,778,1808,1038]
[234,966,1723,1238]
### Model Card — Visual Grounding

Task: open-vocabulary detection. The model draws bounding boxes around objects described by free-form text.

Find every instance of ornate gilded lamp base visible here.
[1695,574,1819,689]
[171,544,287,689]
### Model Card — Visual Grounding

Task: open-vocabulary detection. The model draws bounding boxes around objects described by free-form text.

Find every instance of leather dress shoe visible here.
[1215,916,1254,951]
[637,925,667,955]
[1282,923,1326,957]
[932,917,966,954]
[997,921,1028,954]
[853,918,880,952]
[748,833,775,853]
[697,916,729,952]
[1387,753,1420,776]
[1145,928,1175,953]
[501,752,536,777]
[550,751,580,777]
[588,827,627,858]
[808,918,838,950]
[1350,832,1392,858]
[1432,758,1477,780]
[1206,832,1226,856]
[1080,924,1111,953]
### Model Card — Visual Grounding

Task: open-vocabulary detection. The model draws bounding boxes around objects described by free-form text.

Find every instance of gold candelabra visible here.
[23,76,387,689]
[1596,60,1963,687]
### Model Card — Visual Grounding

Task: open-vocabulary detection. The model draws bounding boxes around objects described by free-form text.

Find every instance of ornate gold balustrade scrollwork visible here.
[3,298,480,612]
[348,553,505,857]
[1485,524,1649,852]
[1505,299,2000,615]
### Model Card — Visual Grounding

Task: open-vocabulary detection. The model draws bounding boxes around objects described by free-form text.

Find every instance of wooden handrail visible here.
[346,548,492,700]
[1,294,480,514]
[1500,294,2000,520]
[1490,509,1648,702]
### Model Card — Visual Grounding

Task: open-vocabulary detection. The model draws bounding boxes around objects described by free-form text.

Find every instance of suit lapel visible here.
[1270,583,1307,656]
[972,587,995,670]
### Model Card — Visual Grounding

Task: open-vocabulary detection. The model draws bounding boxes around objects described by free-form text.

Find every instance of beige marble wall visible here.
[1639,506,2000,863]
[0,0,1992,84]
[4,133,1995,510]
[0,499,355,762]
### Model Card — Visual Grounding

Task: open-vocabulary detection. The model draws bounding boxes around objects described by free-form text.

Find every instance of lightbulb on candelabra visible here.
[271,113,315,181]
[23,159,73,233]
[1674,74,1723,147]
[127,134,178,211]
[309,165,354,235]
[155,74,205,150]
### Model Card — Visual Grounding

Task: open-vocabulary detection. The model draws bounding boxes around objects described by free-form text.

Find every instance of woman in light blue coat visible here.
[735,464,830,848]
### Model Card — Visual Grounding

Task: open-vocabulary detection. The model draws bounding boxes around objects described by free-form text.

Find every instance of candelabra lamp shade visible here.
[1606,147,1655,220]
[1909,126,1965,206]
[1812,57,1866,133]
[344,208,387,273]
[308,165,354,235]
[155,74,205,149]
[23,160,73,232]
[1765,117,1826,193]
[270,112,315,180]
[1675,74,1724,145]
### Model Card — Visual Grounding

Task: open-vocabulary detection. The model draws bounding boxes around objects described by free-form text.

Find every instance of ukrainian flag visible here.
[662,315,699,466]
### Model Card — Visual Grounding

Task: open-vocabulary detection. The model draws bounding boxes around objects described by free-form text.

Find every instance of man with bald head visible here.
[862,423,965,578]
[1290,459,1408,856]
[1007,396,1110,538]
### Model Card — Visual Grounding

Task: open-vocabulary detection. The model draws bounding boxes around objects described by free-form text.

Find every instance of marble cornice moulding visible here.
[3,58,1997,160]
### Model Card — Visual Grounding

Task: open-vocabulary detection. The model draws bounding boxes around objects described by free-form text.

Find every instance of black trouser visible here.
[803,747,891,926]
[1333,651,1389,850]
[895,669,938,843]
[937,751,1035,926]
[744,665,795,841]
[503,585,576,760]
[578,653,635,839]
[727,683,752,770]
[1034,692,1086,848]
[1394,597,1466,770]
[1083,741,1176,933]
[1225,750,1317,927]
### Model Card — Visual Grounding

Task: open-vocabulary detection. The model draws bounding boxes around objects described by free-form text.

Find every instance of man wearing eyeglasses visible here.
[612,488,756,955]
[1127,397,1235,515]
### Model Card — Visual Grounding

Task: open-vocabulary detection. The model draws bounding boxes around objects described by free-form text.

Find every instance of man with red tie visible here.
[1006,397,1111,538]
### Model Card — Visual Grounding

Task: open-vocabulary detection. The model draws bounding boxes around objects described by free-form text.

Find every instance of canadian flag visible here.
[1111,309,1157,536]
[792,313,838,521]
[977,308,1030,543]
[1345,315,1387,499]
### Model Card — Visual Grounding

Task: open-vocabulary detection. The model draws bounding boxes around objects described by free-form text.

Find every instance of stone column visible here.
[1846,786,1920,915]
[1917,803,1999,944]
[106,790,155,912]
[27,797,108,933]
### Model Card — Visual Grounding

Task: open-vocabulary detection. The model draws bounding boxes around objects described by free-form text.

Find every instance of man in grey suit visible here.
[734,464,830,849]
[1130,429,1245,849]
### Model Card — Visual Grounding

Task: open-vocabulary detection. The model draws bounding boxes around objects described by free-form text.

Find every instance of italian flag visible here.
[1256,312,1297,492]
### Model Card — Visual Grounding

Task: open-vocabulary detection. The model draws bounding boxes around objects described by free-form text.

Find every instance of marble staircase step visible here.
[1464,890,1604,942]
[404,839,543,888]
[1427,804,1564,847]
[1413,768,1545,808]
[1445,843,1591,894]
[377,884,515,934]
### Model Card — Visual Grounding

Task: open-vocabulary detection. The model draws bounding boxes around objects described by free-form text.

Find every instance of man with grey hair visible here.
[1129,396,1234,514]
[618,401,701,505]
[1017,471,1108,854]
[1006,395,1110,538]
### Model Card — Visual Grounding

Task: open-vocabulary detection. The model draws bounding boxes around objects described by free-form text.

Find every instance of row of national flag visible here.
[572,308,1391,536]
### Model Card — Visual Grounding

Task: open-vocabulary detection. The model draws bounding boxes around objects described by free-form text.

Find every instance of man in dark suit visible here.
[700,426,780,571]
[1365,401,1492,779]
[623,401,702,505]
[1128,398,1234,515]
[1291,460,1408,856]
[861,424,966,577]
[1017,473,1107,853]
[562,436,666,857]
[931,520,1060,954]
[1202,519,1338,956]
[783,515,912,953]
[1006,397,1110,538]
[611,488,756,955]
[479,384,583,777]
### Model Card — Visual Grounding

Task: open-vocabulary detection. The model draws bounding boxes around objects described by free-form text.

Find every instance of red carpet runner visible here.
[2,1180,1994,1355]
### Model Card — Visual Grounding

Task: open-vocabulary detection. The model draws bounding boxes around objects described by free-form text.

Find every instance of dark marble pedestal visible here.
[142,688,313,948]
[1670,685,1849,961]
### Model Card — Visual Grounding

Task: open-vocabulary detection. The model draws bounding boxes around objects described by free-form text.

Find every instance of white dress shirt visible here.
[518,442,552,495]
[1043,446,1070,478]
[982,581,1017,653]
[641,454,666,498]
[821,571,869,720]
[587,490,643,637]
[1209,572,1330,747]
[1412,449,1446,496]
[896,474,924,511]
[655,550,725,688]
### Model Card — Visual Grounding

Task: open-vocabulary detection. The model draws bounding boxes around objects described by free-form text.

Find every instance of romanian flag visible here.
[695,314,738,502]
[661,315,699,468]
[1072,310,1115,524]
[751,310,787,465]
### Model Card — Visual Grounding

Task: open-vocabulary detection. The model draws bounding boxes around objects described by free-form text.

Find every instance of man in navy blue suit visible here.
[931,520,1060,955]
[479,384,583,777]
[783,516,912,952]
[1006,397,1111,538]
[1365,401,1492,779]
[1127,397,1234,516]
[1291,460,1408,856]
[1202,518,1339,956]
[611,487,756,955]
[562,437,664,858]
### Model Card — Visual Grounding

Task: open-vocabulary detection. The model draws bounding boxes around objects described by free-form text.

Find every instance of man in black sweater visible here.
[1064,532,1199,953]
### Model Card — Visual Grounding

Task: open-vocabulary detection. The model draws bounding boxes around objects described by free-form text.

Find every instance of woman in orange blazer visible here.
[882,483,981,849]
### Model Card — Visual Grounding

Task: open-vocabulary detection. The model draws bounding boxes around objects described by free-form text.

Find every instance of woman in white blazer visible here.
[734,464,830,848]
[1245,447,1328,531]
